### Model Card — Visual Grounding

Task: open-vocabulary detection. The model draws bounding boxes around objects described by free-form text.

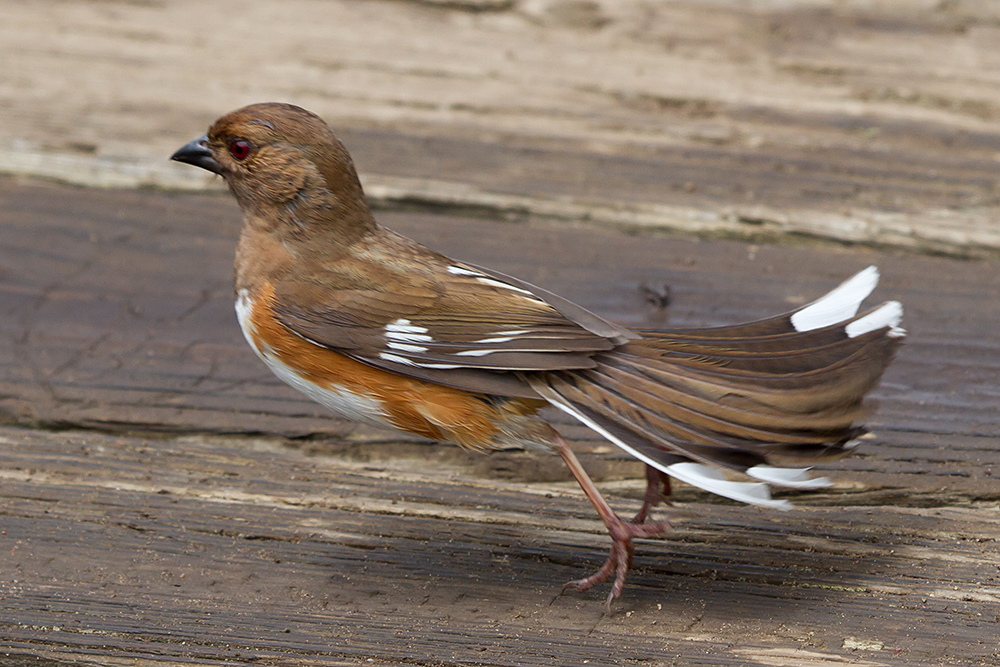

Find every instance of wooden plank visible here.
[2,177,999,499]
[1,178,999,665]
[4,1,1000,254]
[1,426,998,666]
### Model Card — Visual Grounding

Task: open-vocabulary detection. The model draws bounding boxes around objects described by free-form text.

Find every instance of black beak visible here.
[170,134,222,174]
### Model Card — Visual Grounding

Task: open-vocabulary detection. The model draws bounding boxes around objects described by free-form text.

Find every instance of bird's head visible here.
[171,103,375,239]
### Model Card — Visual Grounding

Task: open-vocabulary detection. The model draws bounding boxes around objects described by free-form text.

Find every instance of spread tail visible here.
[530,267,904,508]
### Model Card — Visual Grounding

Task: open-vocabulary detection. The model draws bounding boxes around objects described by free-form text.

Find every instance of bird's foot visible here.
[562,515,670,611]
[551,436,671,610]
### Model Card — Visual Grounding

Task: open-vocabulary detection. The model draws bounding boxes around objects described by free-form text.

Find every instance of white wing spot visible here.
[454,349,499,357]
[379,351,461,369]
[386,341,429,353]
[474,336,516,344]
[379,352,416,366]
[385,318,432,343]
[386,318,428,334]
[447,266,483,277]
[475,277,538,297]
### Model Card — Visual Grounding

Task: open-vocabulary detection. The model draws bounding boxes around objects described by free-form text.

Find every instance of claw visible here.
[561,513,669,610]
[553,434,672,608]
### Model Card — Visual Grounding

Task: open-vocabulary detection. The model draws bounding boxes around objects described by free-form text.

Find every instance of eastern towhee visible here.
[172,103,904,608]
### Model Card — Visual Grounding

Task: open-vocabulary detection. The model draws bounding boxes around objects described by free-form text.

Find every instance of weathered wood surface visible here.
[4,0,1000,254]
[2,427,999,667]
[1,177,999,666]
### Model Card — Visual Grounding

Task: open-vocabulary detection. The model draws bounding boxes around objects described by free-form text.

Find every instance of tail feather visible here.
[636,266,882,341]
[634,301,902,367]
[533,266,903,507]
[546,372,772,463]
[530,378,794,508]
[581,363,869,437]
[543,367,866,467]
[609,336,897,414]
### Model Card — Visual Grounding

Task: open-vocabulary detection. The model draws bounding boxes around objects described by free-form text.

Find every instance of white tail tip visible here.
[790,266,880,333]
[845,301,904,338]
[666,462,792,509]
[747,465,832,489]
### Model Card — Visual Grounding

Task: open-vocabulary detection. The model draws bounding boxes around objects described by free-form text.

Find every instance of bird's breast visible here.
[235,288,395,428]
[233,285,517,448]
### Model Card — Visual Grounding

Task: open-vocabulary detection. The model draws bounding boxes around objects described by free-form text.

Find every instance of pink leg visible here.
[632,464,672,524]
[553,435,670,610]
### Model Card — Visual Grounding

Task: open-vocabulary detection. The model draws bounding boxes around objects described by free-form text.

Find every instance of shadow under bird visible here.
[172,103,905,608]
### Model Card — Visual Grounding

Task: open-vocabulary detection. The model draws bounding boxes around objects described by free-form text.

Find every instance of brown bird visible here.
[172,103,904,608]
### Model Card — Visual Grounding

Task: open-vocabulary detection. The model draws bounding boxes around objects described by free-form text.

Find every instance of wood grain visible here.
[2,427,998,666]
[1,177,999,665]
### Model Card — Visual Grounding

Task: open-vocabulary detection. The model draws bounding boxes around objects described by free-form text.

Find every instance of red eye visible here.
[229,139,252,160]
